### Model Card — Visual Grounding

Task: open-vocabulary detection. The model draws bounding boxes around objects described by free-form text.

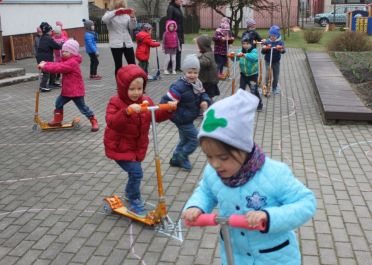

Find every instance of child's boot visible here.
[48,109,63,126]
[169,153,182,167]
[179,153,192,171]
[89,116,99,132]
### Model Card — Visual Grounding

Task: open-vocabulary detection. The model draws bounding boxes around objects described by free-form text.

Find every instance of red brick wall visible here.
[197,1,299,30]
[1,27,85,63]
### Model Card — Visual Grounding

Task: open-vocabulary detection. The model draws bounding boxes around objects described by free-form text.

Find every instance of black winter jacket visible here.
[166,3,184,44]
[36,35,61,63]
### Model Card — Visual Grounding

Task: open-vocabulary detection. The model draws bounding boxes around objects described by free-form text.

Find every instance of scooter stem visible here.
[149,108,168,220]
[221,224,235,265]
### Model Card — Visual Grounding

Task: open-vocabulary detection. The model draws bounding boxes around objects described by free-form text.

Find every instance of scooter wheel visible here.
[73,122,80,130]
[103,201,113,215]
[32,124,39,132]
[262,86,267,97]
[72,118,81,130]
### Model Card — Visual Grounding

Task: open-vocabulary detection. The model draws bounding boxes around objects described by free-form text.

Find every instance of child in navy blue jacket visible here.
[261,25,285,95]
[161,54,211,171]
[83,19,101,80]
[36,22,62,92]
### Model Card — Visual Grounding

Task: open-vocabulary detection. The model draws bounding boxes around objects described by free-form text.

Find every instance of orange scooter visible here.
[32,71,80,131]
[262,44,283,97]
[103,102,182,236]
[262,45,273,97]
[227,52,244,95]
[256,41,263,90]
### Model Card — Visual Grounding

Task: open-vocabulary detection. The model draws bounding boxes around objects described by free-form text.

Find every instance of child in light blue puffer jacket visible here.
[182,89,316,265]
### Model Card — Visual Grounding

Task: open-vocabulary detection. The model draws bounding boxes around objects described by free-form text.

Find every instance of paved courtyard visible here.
[0,44,371,265]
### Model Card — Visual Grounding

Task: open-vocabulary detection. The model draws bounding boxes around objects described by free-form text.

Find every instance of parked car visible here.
[314,4,367,27]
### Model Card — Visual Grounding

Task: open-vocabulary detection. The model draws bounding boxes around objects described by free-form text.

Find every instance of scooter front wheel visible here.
[262,85,267,97]
[103,201,113,215]
[72,118,81,130]
[32,124,39,132]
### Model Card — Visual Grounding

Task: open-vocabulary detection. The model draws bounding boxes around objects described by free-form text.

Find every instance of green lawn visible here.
[184,28,371,52]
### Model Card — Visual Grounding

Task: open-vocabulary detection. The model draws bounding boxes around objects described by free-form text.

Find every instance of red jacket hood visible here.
[136,31,151,41]
[166,20,178,33]
[116,65,148,105]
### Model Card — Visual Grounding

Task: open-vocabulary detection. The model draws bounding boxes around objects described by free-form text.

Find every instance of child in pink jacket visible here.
[52,25,68,85]
[162,20,179,75]
[38,39,99,132]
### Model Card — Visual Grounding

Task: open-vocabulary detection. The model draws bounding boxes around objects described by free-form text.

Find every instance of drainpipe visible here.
[0,3,5,63]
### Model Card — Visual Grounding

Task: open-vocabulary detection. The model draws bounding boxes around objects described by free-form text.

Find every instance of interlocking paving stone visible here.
[0,45,371,264]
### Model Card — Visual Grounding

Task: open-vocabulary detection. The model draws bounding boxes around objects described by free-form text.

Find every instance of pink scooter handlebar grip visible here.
[229,214,266,231]
[184,213,218,227]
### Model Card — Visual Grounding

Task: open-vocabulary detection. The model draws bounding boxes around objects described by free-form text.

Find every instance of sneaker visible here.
[49,83,61,88]
[181,158,192,171]
[273,88,281,95]
[169,154,182,167]
[90,75,102,80]
[178,154,192,171]
[164,70,170,75]
[257,103,263,112]
[40,87,51,92]
[128,198,147,217]
[172,70,177,75]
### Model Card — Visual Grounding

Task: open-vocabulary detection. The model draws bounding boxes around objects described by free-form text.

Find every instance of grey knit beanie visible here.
[198,89,259,153]
[181,54,200,72]
[82,19,94,30]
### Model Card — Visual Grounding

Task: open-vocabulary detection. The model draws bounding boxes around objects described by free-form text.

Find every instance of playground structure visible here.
[347,3,372,35]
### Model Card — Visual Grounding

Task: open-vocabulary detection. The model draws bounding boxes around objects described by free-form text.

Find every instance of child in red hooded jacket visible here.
[38,39,99,132]
[104,64,176,217]
[135,23,160,75]
[162,20,179,75]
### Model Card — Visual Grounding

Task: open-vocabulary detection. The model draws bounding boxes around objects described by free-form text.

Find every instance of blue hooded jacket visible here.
[84,31,98,54]
[184,157,316,265]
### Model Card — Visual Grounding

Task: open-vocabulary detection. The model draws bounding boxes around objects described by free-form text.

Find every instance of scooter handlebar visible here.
[184,213,218,227]
[127,102,176,115]
[227,52,244,59]
[185,214,266,231]
[229,214,266,231]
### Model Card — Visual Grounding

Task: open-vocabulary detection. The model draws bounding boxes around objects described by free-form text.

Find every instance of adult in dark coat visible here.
[166,0,184,72]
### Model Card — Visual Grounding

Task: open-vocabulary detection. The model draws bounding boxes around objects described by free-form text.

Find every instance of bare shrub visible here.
[303,29,323,43]
[327,31,372,51]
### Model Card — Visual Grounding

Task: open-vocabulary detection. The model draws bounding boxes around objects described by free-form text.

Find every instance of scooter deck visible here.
[104,196,158,225]
[36,117,80,131]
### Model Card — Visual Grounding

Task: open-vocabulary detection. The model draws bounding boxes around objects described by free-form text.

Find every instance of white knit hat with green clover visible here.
[198,89,259,153]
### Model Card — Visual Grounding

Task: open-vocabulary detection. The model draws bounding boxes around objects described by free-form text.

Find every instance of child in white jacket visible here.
[102,0,137,75]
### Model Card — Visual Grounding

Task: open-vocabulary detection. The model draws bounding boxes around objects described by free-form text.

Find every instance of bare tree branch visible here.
[189,0,279,36]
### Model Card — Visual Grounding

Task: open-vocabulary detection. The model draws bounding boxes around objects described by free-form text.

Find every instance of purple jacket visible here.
[213,28,234,56]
